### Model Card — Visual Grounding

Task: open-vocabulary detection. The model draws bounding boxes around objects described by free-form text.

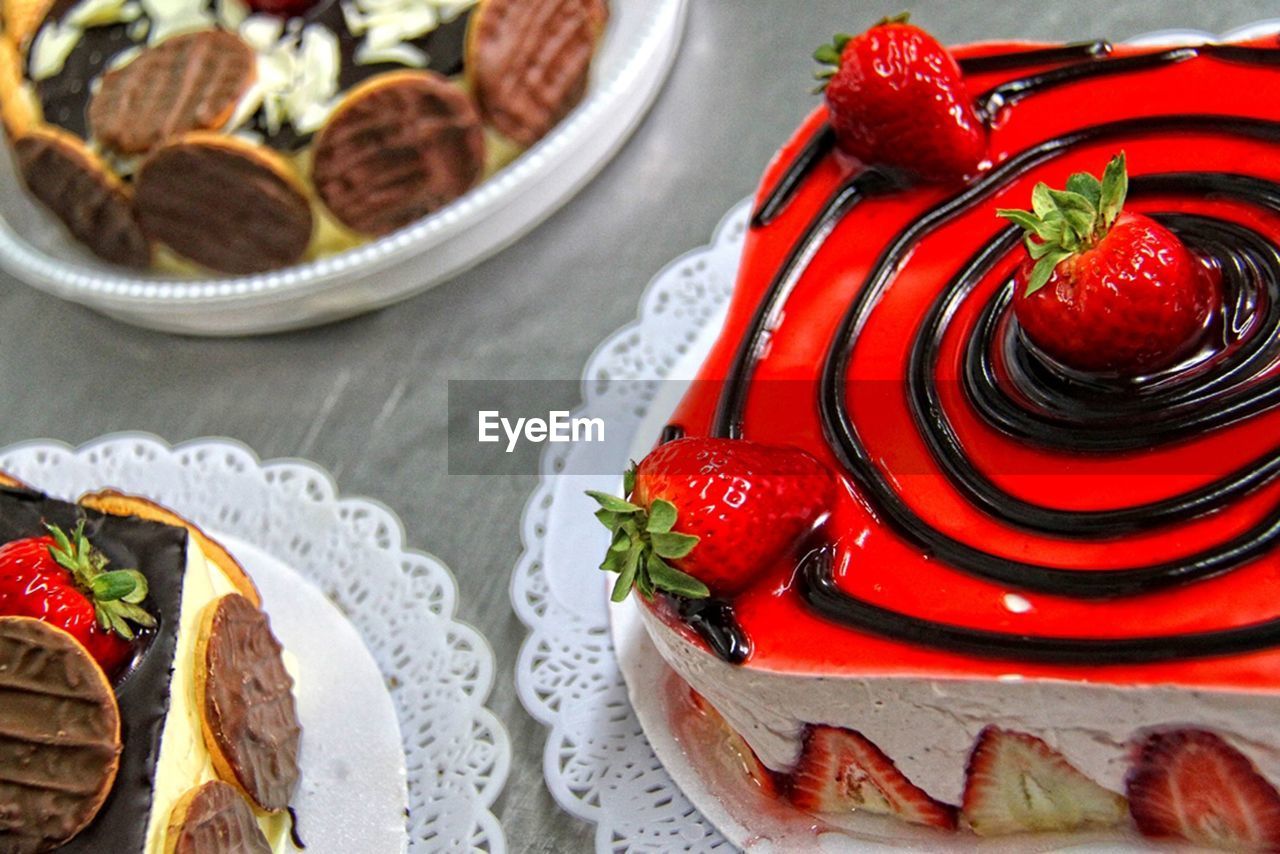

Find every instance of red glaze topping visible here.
[654,36,1280,691]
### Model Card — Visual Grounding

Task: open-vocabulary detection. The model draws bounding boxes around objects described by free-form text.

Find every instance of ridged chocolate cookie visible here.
[195,594,301,813]
[165,781,271,854]
[89,30,255,155]
[467,0,608,146]
[311,70,485,236]
[134,133,313,274]
[0,616,122,854]
[13,126,150,267]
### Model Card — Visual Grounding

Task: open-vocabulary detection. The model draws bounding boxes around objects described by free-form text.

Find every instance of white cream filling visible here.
[640,605,1280,807]
[143,542,296,854]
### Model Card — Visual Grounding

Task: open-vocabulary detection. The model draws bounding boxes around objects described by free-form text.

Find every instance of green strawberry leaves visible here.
[812,14,911,92]
[997,152,1129,296]
[47,520,156,640]
[587,469,709,603]
[812,33,854,91]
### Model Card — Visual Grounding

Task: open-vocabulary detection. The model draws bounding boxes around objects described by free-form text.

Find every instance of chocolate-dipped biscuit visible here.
[0,469,28,488]
[467,0,607,147]
[195,594,301,813]
[134,133,313,274]
[0,616,122,854]
[89,30,255,155]
[13,125,151,267]
[164,781,271,854]
[80,490,261,607]
[310,70,484,236]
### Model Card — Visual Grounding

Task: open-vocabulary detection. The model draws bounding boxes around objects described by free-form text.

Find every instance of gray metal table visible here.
[0,1,1272,850]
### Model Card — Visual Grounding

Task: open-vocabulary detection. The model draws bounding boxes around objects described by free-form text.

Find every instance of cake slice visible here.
[597,18,1280,849]
[0,480,301,852]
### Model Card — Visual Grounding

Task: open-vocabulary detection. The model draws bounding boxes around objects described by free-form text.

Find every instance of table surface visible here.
[1,1,1276,851]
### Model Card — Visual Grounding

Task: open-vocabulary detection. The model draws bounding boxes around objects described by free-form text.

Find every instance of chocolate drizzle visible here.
[700,43,1280,665]
[0,485,188,852]
[674,596,750,664]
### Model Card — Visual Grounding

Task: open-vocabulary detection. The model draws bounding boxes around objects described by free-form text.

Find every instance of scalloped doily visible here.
[512,199,748,851]
[0,433,510,854]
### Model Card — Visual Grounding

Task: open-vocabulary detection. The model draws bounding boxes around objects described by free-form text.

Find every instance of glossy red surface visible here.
[658,38,1280,690]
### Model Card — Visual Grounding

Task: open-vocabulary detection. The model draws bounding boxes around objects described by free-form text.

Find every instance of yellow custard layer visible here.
[142,540,295,853]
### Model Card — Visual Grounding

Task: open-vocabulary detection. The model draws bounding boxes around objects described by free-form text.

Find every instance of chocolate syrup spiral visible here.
[706,43,1280,664]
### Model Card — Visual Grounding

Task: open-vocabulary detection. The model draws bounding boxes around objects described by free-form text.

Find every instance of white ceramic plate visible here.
[1,433,510,852]
[0,0,687,335]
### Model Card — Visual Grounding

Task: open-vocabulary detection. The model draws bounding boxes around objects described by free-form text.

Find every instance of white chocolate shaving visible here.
[29,20,81,80]
[341,0,475,67]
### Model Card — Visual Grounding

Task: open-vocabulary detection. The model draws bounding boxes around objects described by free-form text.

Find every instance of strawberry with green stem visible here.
[814,13,988,183]
[0,520,155,676]
[997,152,1220,376]
[588,437,835,602]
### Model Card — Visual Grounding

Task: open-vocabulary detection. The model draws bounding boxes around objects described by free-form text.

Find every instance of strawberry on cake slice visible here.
[597,12,1280,850]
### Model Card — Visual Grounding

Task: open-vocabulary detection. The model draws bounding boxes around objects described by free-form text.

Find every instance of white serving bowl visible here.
[0,0,687,335]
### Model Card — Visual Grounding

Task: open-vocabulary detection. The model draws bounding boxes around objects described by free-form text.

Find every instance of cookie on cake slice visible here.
[0,477,302,851]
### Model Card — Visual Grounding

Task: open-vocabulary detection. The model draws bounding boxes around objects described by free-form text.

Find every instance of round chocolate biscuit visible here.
[467,0,608,147]
[13,126,150,267]
[134,134,313,275]
[195,594,300,813]
[311,70,485,237]
[165,781,271,854]
[0,616,122,854]
[89,30,255,155]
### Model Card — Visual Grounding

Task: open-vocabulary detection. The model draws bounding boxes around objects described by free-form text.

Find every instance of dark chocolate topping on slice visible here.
[311,70,483,236]
[88,29,254,154]
[167,781,271,854]
[134,135,313,274]
[200,594,300,813]
[13,127,151,267]
[468,0,606,147]
[0,485,189,853]
[0,617,121,854]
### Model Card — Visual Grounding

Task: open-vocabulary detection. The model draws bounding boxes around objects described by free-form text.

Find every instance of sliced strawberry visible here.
[787,724,957,829]
[1127,729,1280,850]
[961,726,1127,836]
[688,689,779,798]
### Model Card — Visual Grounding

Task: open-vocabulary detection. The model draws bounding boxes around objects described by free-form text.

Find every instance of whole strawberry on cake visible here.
[593,12,1280,850]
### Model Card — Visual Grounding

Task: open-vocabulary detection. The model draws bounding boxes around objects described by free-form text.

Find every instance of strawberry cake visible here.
[591,16,1280,850]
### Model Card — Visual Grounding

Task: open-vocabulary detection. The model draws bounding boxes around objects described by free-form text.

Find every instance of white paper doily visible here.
[512,199,747,851]
[0,433,510,853]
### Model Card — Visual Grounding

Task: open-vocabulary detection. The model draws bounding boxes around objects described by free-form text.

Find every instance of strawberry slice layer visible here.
[961,726,1127,837]
[787,724,957,829]
[1127,729,1280,851]
[688,689,779,797]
